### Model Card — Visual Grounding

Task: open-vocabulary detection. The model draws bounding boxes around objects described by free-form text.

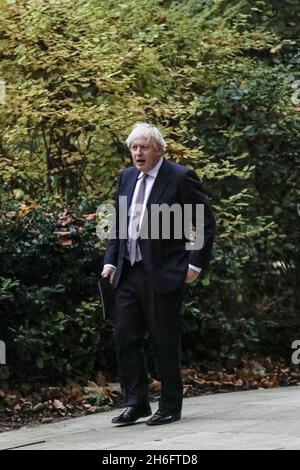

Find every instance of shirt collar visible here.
[138,156,164,180]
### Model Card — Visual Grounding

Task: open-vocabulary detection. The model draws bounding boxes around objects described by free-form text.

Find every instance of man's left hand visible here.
[184,267,200,284]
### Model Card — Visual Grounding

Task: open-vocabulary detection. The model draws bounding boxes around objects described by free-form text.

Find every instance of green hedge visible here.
[0,198,297,381]
[0,199,117,380]
[0,0,299,379]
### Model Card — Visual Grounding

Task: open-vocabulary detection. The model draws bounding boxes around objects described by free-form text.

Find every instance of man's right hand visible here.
[101,266,116,284]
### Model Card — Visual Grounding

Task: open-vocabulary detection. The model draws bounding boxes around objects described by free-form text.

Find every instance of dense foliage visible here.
[0,0,299,379]
[0,199,118,379]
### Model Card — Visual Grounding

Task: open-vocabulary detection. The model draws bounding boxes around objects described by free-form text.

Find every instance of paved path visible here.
[0,386,299,450]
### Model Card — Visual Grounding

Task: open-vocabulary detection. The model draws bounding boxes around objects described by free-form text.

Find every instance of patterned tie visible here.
[128,173,148,265]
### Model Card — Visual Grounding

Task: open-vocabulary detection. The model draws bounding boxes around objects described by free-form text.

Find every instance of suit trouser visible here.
[113,259,183,413]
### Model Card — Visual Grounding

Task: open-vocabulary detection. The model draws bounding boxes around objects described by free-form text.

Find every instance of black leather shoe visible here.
[146,409,181,426]
[112,406,152,424]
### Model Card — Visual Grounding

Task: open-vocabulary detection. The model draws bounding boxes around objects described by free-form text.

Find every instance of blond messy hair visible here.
[126,123,167,152]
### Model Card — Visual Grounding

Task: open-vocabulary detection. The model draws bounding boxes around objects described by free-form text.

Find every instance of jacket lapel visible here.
[139,159,172,236]
[146,158,172,208]
[126,168,139,210]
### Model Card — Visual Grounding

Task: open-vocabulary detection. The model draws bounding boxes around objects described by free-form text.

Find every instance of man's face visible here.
[130,137,162,173]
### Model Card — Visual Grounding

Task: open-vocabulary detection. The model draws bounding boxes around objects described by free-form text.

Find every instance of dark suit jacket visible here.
[104,158,216,293]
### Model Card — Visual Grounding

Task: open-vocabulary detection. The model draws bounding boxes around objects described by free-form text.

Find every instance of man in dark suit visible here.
[102,123,215,425]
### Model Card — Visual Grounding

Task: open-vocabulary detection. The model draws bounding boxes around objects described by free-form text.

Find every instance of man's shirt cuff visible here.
[103,264,117,270]
[188,264,202,273]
